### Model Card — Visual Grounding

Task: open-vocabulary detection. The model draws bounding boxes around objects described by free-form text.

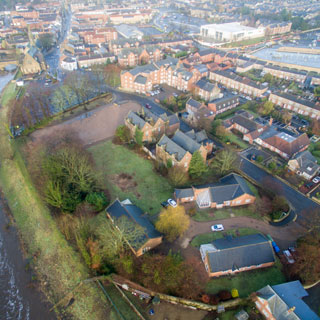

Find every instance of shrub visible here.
[85,192,109,212]
[218,290,232,301]
[231,288,239,298]
[188,207,197,216]
[210,295,220,305]
[256,155,264,163]
[201,294,210,304]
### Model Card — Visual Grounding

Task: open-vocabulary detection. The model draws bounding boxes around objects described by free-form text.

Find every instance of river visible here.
[0,74,55,319]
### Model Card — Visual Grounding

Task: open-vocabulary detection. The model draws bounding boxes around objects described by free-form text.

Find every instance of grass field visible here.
[205,259,285,298]
[89,140,173,215]
[223,37,265,48]
[225,133,249,149]
[192,205,262,222]
[191,228,260,247]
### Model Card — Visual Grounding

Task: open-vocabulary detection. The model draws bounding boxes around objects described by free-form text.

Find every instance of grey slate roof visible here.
[228,114,263,132]
[106,199,161,250]
[206,234,275,273]
[186,98,203,110]
[292,150,319,176]
[272,92,320,111]
[257,281,320,320]
[174,188,194,199]
[127,111,146,129]
[185,129,209,145]
[195,79,216,92]
[171,130,202,154]
[158,135,187,161]
[134,75,148,84]
[209,93,239,110]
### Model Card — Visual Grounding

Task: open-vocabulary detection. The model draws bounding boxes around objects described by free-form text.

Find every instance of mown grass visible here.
[1,81,17,106]
[224,132,249,149]
[89,140,173,215]
[191,228,260,247]
[192,206,262,222]
[0,82,108,319]
[103,283,140,320]
[205,258,285,298]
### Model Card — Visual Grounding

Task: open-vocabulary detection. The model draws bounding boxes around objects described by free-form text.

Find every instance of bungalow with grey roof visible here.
[156,129,208,171]
[106,199,162,257]
[200,233,275,277]
[288,150,319,179]
[175,173,255,209]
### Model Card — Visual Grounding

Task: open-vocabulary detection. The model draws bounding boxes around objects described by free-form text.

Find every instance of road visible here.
[238,156,320,223]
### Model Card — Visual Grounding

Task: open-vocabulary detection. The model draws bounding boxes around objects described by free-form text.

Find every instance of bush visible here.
[201,294,210,304]
[188,207,197,216]
[218,290,232,301]
[256,155,264,163]
[210,295,220,305]
[85,192,109,212]
[231,288,239,298]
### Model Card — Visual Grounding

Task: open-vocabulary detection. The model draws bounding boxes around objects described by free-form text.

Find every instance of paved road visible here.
[238,156,320,223]
[180,217,306,250]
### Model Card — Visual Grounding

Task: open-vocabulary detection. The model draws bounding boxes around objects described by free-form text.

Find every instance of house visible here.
[255,281,320,320]
[186,98,215,123]
[199,234,275,277]
[118,46,162,67]
[210,70,268,97]
[61,56,78,71]
[77,53,116,68]
[156,129,208,171]
[175,173,256,209]
[194,78,220,101]
[288,150,319,180]
[106,199,162,257]
[208,93,239,115]
[269,92,320,120]
[125,106,179,142]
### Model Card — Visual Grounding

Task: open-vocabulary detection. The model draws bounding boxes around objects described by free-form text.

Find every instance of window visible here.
[245,199,251,203]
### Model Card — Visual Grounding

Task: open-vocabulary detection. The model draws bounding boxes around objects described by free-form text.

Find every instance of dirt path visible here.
[180,217,306,250]
[30,101,141,146]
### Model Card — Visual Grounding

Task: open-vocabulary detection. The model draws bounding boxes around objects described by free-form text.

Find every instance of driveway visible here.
[238,156,320,224]
[180,216,306,251]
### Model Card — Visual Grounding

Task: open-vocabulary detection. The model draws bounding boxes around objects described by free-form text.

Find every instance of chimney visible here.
[269,117,273,125]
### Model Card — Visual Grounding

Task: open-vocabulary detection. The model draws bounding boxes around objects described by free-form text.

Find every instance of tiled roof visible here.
[127,111,146,129]
[106,199,161,250]
[204,234,274,273]
[157,135,187,161]
[186,98,203,110]
[171,130,201,154]
[195,79,216,92]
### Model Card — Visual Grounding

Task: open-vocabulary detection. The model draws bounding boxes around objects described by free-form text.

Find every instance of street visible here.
[238,156,320,223]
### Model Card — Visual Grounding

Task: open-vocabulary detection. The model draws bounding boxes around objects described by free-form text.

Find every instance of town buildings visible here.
[269,92,320,120]
[200,22,265,42]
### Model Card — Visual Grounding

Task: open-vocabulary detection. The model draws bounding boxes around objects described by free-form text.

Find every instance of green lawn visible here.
[193,206,262,222]
[103,283,140,320]
[89,141,173,215]
[191,228,260,247]
[1,81,17,106]
[225,133,249,149]
[206,259,285,298]
[223,37,265,48]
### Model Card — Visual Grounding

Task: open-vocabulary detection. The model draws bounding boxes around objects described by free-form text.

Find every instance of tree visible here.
[115,125,131,143]
[250,196,272,217]
[211,119,222,136]
[188,151,207,178]
[287,231,320,284]
[299,208,320,233]
[314,86,320,97]
[211,150,236,175]
[52,89,67,113]
[262,73,274,83]
[156,205,190,242]
[168,166,189,186]
[134,127,143,146]
[95,216,146,260]
[272,195,289,213]
[38,33,55,51]
[85,192,108,212]
[282,110,292,124]
[215,125,228,139]
[310,119,320,135]
[260,101,274,115]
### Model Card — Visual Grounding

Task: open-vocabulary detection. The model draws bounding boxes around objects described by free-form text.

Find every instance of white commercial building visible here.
[200,22,265,42]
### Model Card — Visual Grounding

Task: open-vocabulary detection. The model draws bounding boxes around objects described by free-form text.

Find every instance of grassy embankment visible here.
[0,81,108,319]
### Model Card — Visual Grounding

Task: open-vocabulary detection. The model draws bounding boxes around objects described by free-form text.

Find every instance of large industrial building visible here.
[200,22,265,42]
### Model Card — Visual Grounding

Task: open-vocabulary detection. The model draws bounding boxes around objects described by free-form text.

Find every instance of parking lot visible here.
[240,146,273,165]
[148,84,184,101]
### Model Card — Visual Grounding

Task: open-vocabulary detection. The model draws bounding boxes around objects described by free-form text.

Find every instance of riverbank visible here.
[0,80,108,319]
[0,192,56,320]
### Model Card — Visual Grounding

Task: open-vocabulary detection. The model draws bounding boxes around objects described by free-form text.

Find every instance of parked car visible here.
[211,224,224,232]
[283,250,295,264]
[172,92,178,97]
[145,103,151,109]
[167,198,177,207]
[312,176,320,184]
